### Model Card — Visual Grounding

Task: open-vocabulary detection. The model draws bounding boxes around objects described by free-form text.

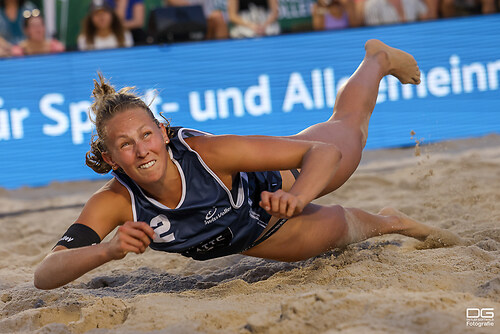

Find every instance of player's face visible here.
[103,108,170,185]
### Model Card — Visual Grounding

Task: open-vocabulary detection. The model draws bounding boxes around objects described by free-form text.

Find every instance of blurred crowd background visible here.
[0,0,498,57]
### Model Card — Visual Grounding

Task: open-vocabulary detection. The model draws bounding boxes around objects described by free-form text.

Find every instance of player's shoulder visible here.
[184,132,235,152]
[85,178,132,213]
[184,134,230,164]
[75,178,133,240]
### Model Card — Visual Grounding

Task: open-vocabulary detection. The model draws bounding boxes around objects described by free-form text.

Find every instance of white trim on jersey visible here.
[113,174,138,221]
[177,128,245,210]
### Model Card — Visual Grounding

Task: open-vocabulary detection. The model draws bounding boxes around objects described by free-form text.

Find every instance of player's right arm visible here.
[33,179,155,290]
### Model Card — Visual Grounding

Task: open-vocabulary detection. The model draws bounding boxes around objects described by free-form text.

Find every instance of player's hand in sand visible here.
[107,221,155,259]
[260,190,306,219]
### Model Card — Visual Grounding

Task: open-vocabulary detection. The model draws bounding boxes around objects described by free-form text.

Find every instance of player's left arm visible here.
[188,135,342,218]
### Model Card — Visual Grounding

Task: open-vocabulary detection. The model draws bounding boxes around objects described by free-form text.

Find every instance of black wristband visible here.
[55,223,101,249]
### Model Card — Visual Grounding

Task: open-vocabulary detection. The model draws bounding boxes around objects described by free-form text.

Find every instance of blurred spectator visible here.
[0,0,36,45]
[166,0,229,39]
[11,13,64,56]
[0,35,10,56]
[311,0,362,30]
[427,0,496,18]
[228,0,280,38]
[424,0,441,17]
[78,0,133,51]
[363,0,429,26]
[106,0,148,45]
[354,0,366,24]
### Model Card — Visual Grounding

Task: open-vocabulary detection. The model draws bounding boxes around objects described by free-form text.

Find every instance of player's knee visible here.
[281,205,348,261]
[326,205,349,241]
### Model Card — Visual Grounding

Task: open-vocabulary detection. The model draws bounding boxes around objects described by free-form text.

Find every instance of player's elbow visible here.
[33,264,61,290]
[331,143,342,161]
[33,269,51,290]
[319,143,342,162]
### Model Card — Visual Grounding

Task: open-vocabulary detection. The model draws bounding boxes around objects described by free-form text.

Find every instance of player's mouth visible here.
[138,160,156,169]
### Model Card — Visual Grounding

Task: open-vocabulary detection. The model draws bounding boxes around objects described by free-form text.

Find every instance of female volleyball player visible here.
[34,40,462,290]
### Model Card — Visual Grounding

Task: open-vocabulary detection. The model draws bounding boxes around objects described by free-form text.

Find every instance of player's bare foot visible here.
[365,39,421,85]
[378,207,465,248]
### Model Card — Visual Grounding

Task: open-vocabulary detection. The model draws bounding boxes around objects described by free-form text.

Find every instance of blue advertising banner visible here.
[0,14,499,189]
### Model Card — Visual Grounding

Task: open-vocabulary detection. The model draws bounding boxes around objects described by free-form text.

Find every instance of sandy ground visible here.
[0,135,499,334]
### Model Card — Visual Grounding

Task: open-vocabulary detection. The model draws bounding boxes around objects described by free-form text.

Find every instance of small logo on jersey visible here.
[205,207,217,220]
[204,207,231,225]
[60,236,74,243]
[249,209,266,227]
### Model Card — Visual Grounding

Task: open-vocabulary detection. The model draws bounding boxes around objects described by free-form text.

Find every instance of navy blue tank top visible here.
[112,128,282,260]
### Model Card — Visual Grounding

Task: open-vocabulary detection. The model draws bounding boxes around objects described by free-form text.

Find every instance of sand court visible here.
[0,135,499,333]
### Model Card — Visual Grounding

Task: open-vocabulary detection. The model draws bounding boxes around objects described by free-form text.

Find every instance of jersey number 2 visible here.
[150,214,175,243]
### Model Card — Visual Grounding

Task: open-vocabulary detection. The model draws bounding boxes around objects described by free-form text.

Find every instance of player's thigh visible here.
[243,204,348,262]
